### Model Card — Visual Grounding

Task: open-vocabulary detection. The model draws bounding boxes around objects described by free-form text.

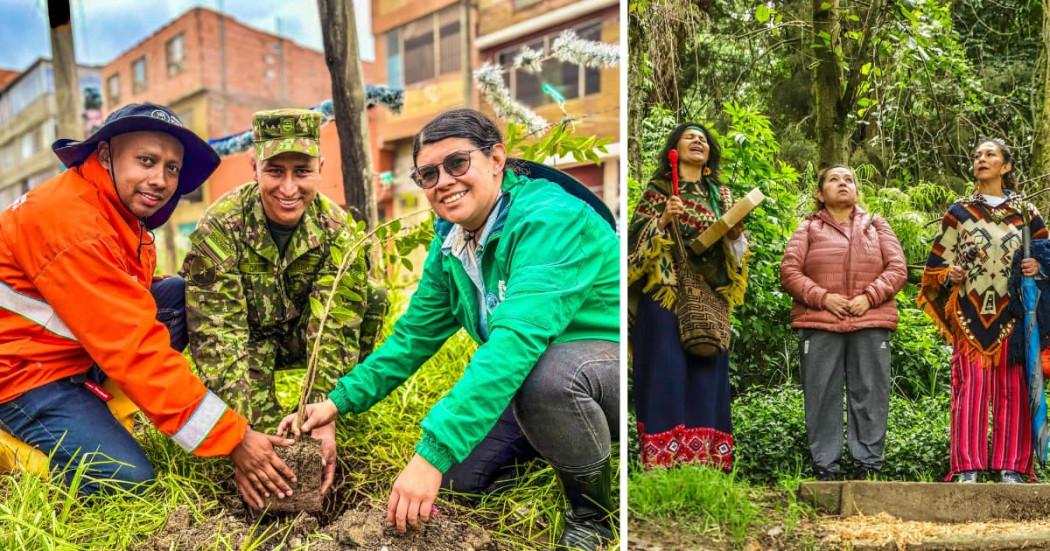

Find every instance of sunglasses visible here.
[411,146,493,189]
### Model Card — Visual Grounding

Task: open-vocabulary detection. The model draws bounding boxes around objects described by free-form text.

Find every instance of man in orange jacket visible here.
[0,103,297,499]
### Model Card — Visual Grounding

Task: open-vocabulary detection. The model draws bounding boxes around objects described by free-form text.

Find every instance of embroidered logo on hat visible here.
[150,109,183,127]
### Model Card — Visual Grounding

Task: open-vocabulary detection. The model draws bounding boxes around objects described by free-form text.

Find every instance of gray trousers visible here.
[513,340,620,470]
[800,328,891,471]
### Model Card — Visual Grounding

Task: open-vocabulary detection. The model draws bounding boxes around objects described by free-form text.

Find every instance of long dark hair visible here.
[973,137,1016,190]
[651,122,722,187]
[413,108,502,166]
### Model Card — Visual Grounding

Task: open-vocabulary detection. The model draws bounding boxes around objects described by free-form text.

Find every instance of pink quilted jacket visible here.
[780,207,907,332]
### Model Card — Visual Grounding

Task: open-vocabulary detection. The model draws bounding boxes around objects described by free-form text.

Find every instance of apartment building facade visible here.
[0,59,101,210]
[372,0,620,220]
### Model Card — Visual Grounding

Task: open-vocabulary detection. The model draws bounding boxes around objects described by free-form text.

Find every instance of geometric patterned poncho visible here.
[627,177,750,311]
[918,191,1047,367]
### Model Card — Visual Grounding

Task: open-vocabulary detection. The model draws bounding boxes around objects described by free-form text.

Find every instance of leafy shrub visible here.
[732,385,957,483]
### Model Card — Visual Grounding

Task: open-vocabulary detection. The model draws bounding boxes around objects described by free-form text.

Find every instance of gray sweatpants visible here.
[800,328,891,472]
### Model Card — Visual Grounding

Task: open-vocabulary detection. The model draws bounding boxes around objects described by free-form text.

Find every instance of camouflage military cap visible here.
[251,108,322,160]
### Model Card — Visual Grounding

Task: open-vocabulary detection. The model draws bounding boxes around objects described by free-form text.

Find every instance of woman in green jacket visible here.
[281,109,619,550]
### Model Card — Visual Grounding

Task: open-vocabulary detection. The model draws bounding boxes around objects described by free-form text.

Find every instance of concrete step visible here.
[800,481,1050,523]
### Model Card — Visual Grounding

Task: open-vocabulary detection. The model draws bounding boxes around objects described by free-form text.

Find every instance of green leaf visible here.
[337,287,363,302]
[331,245,345,266]
[860,62,872,76]
[401,257,414,271]
[309,297,324,319]
[755,4,770,23]
[317,275,336,288]
[819,1,832,10]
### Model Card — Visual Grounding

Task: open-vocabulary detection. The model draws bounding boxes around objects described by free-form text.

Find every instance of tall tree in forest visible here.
[811,0,882,166]
[1033,0,1050,185]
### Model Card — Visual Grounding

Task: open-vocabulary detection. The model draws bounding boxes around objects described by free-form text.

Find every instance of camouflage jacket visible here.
[182,182,383,428]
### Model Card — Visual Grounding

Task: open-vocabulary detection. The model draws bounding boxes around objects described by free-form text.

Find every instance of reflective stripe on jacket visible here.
[0,152,247,456]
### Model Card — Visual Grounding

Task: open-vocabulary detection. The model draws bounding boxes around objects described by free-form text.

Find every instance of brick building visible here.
[100,6,380,272]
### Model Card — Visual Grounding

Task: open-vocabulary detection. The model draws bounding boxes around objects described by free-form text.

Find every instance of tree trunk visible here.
[1032,0,1050,197]
[812,0,848,166]
[318,0,377,227]
[48,0,81,142]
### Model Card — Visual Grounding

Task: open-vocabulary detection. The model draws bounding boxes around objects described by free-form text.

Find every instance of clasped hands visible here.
[822,292,872,318]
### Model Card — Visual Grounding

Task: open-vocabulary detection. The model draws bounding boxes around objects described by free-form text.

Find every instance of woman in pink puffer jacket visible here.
[780,164,907,480]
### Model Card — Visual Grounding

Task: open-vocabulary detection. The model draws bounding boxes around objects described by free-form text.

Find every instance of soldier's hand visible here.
[278,399,340,437]
[229,429,297,501]
[311,421,338,496]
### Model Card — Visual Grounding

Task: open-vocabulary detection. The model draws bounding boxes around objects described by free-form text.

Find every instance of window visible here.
[166,34,185,77]
[386,30,402,88]
[438,7,461,74]
[497,21,603,108]
[385,6,462,86]
[20,126,41,160]
[0,142,14,171]
[107,74,120,105]
[132,56,147,93]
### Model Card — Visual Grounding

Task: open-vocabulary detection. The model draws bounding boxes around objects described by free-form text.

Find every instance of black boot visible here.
[554,459,614,550]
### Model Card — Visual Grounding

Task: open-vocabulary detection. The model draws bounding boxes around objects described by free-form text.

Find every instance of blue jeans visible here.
[0,276,187,494]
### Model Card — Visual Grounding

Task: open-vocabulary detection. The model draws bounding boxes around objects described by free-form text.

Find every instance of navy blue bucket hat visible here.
[51,102,220,229]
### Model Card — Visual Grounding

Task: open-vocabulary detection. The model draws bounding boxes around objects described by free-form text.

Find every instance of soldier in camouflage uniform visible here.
[181,109,386,499]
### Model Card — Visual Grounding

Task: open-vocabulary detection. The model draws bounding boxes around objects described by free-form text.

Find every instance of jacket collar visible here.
[814,205,871,236]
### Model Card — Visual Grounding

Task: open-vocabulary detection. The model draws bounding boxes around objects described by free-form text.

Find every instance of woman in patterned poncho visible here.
[628,122,750,470]
[919,138,1046,483]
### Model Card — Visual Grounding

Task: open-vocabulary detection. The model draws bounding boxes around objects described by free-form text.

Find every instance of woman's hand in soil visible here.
[230,429,298,501]
[311,421,337,496]
[387,453,442,533]
[278,399,340,437]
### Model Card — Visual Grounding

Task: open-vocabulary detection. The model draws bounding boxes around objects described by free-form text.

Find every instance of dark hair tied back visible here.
[413,109,503,167]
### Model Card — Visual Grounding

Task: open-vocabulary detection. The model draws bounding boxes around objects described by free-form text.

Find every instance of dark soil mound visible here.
[146,504,497,550]
[267,438,324,513]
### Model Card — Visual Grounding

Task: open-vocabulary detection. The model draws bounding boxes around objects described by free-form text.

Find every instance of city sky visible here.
[0,0,375,71]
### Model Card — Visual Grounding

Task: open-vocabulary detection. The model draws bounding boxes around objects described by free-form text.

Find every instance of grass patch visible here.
[628,467,819,550]
[629,467,756,543]
[0,290,618,549]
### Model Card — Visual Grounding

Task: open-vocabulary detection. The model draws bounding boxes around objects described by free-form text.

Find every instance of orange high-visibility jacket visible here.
[0,152,248,456]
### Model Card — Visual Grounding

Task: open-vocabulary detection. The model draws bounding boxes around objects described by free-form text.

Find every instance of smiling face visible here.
[973,141,1012,186]
[254,152,323,226]
[417,137,506,231]
[675,127,710,167]
[98,131,184,219]
[816,166,858,210]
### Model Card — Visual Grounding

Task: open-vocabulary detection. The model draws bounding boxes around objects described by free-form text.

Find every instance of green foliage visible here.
[504,121,611,164]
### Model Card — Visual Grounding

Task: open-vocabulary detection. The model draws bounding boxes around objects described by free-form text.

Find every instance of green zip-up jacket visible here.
[327,169,620,472]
